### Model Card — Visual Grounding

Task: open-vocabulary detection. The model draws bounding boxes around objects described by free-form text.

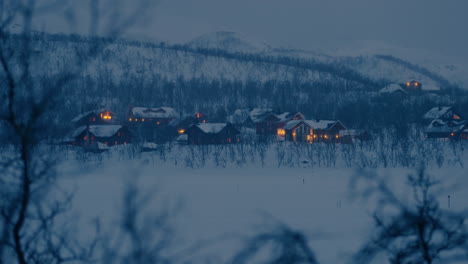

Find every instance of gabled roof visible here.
[73,125,123,138]
[249,108,277,123]
[71,108,113,123]
[304,120,343,130]
[193,123,228,133]
[276,112,304,122]
[423,107,452,120]
[283,120,303,130]
[379,84,408,94]
[130,107,179,119]
[284,120,346,131]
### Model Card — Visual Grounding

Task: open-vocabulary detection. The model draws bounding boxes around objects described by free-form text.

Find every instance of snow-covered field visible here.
[59,152,468,263]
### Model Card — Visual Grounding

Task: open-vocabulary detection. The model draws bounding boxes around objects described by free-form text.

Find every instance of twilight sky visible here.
[33,0,468,61]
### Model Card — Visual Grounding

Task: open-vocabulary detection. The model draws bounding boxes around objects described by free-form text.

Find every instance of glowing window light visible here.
[129,118,132,122]
[178,129,185,134]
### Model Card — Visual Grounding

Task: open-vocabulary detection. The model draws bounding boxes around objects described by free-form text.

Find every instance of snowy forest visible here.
[1,1,468,264]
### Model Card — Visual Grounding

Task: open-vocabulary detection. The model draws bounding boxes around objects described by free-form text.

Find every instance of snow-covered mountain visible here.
[187,31,272,53]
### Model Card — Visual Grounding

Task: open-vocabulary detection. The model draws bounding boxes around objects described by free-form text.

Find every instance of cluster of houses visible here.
[63,79,466,152]
[65,106,371,151]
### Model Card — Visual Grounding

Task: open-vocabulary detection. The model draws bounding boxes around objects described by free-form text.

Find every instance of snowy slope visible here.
[187,31,271,53]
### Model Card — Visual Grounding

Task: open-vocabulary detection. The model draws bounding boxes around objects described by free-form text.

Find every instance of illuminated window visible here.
[453,114,460,120]
[156,121,160,125]
[129,118,132,122]
[277,129,286,136]
[142,118,145,122]
[135,119,138,122]
[450,132,455,136]
[406,82,410,86]
[335,134,339,139]
[83,136,87,140]
[178,129,185,134]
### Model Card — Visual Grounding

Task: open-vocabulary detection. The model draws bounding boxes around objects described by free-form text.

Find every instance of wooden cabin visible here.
[71,109,115,127]
[71,125,131,147]
[425,119,467,139]
[186,123,240,145]
[423,107,462,121]
[281,120,347,143]
[127,106,179,125]
[245,108,280,134]
[171,112,210,136]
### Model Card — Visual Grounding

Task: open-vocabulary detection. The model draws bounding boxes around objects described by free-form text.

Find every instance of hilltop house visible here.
[404,80,422,93]
[379,83,408,97]
[186,123,240,144]
[423,107,461,121]
[70,125,131,148]
[425,119,467,139]
[280,120,347,143]
[71,109,115,127]
[245,108,280,134]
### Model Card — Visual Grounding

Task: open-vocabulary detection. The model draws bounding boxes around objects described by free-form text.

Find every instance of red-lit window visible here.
[83,136,87,140]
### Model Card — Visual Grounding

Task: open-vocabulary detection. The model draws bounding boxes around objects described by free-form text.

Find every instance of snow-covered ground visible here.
[59,152,468,263]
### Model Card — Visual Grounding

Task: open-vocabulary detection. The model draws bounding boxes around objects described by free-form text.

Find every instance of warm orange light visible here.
[156,121,160,125]
[406,82,410,86]
[135,119,138,122]
[129,118,132,122]
[292,132,296,136]
[450,132,455,136]
[277,129,286,136]
[335,134,339,139]
[307,135,312,141]
[324,134,329,139]
[142,118,145,122]
[178,129,185,134]
[453,114,460,120]
[196,113,201,118]
[313,134,317,138]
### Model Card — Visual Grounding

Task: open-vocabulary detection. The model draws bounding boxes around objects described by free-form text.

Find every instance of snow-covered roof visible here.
[71,108,112,122]
[283,119,342,131]
[130,107,178,119]
[423,107,452,120]
[73,125,123,138]
[176,134,188,141]
[303,120,339,130]
[426,119,466,133]
[276,112,304,122]
[283,120,303,130]
[379,83,407,94]
[194,123,228,133]
[227,109,250,124]
[249,108,276,123]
